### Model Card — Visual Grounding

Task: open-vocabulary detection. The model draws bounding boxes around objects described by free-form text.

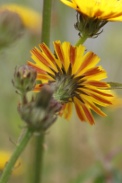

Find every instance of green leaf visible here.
[108,82,122,89]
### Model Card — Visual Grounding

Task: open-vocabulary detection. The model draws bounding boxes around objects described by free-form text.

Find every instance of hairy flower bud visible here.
[18,85,62,132]
[12,65,37,94]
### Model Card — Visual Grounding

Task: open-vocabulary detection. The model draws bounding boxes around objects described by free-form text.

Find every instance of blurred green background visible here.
[1,0,122,183]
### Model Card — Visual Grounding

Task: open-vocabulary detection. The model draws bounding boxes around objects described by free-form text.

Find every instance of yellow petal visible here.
[0,151,23,175]
[72,44,86,74]
[77,52,100,76]
[31,48,55,75]
[74,97,95,124]
[61,0,122,21]
[60,103,72,120]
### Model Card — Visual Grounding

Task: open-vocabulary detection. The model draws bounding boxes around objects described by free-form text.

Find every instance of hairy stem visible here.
[0,129,33,183]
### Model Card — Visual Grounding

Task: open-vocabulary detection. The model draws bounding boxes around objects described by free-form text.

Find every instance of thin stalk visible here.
[41,0,52,45]
[31,134,45,183]
[0,129,33,183]
[31,1,52,183]
[75,34,88,46]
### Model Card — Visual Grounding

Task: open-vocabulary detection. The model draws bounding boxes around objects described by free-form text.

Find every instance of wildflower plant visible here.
[0,0,122,183]
[28,41,113,124]
[61,0,122,40]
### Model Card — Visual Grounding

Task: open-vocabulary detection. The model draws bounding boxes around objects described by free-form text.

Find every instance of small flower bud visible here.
[0,10,24,48]
[18,85,62,132]
[12,65,37,94]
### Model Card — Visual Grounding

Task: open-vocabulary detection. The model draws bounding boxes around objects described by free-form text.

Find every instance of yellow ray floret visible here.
[0,150,23,175]
[28,41,115,125]
[61,0,122,21]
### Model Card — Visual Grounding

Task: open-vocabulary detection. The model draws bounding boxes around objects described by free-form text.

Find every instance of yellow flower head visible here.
[0,4,41,34]
[0,151,23,175]
[61,0,122,21]
[28,41,114,125]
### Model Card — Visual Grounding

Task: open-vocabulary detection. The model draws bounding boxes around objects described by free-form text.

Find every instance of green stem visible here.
[75,34,88,46]
[41,0,52,45]
[31,1,52,183]
[31,134,45,183]
[0,129,33,183]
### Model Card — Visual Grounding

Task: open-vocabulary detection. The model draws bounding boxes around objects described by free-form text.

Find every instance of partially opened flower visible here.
[28,41,114,125]
[61,0,122,37]
[61,0,122,21]
[0,4,42,34]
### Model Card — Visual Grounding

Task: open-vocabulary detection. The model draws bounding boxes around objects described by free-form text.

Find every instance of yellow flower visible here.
[0,4,41,34]
[61,0,122,21]
[28,41,113,125]
[0,151,23,175]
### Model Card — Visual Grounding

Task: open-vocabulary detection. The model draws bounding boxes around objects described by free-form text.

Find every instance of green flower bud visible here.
[12,65,37,94]
[18,85,62,132]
